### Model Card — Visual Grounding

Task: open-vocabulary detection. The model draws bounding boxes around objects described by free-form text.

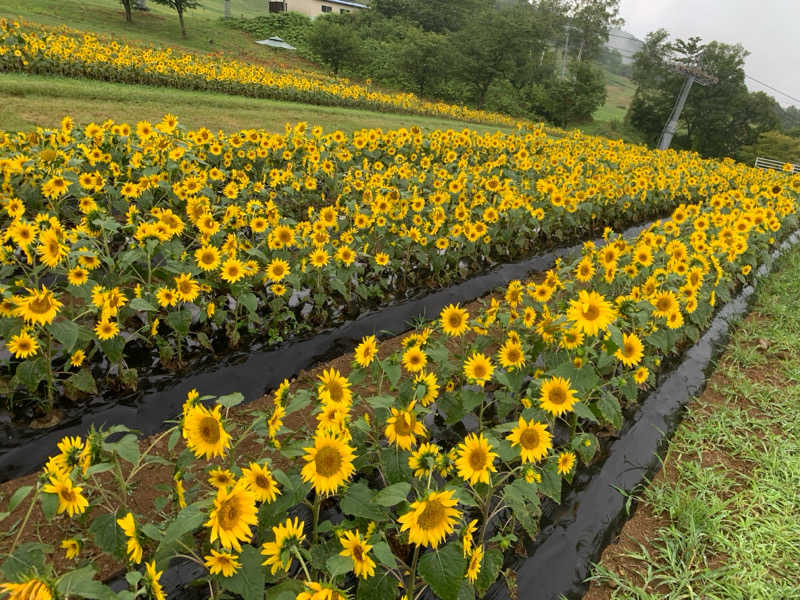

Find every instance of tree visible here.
[150,0,200,38]
[527,61,606,125]
[120,0,133,22]
[627,31,780,158]
[568,0,623,62]
[395,28,450,98]
[737,129,800,165]
[307,16,363,76]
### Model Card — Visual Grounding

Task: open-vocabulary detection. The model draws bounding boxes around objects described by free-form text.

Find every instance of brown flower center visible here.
[548,387,566,406]
[29,295,54,315]
[468,448,487,471]
[218,498,240,530]
[520,428,540,450]
[417,499,445,531]
[315,445,342,477]
[393,414,413,437]
[199,416,221,444]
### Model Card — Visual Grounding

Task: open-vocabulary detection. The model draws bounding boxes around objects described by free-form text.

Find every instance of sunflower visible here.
[398,489,460,548]
[206,482,258,551]
[145,560,166,600]
[455,433,498,485]
[195,245,221,271]
[498,339,526,370]
[385,403,426,450]
[402,345,427,373]
[7,331,39,359]
[309,248,330,268]
[665,309,684,329]
[575,257,595,282]
[650,290,679,318]
[414,371,439,406]
[208,467,236,489]
[297,582,348,600]
[14,286,63,325]
[353,335,378,368]
[614,332,644,367]
[557,451,576,475]
[182,404,232,460]
[67,266,89,286]
[241,462,281,503]
[317,368,352,406]
[408,442,443,478]
[261,517,306,574]
[174,273,200,303]
[301,432,356,495]
[204,549,241,577]
[117,512,143,564]
[566,290,617,337]
[156,287,178,308]
[220,257,246,283]
[463,352,494,386]
[467,545,484,583]
[339,530,376,579]
[559,327,584,350]
[440,304,470,336]
[95,319,119,341]
[266,258,290,282]
[37,228,68,267]
[539,376,579,417]
[0,578,53,600]
[42,475,88,518]
[506,418,552,464]
[61,538,80,560]
[374,252,389,266]
[634,366,650,384]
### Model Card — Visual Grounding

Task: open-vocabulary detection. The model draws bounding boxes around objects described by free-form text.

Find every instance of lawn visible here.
[593,69,637,123]
[0,72,516,134]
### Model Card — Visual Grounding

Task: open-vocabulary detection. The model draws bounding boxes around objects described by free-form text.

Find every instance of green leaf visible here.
[6,485,33,514]
[551,361,600,394]
[129,297,157,312]
[502,481,540,540]
[365,395,396,411]
[460,388,485,413]
[284,389,312,416]
[597,392,622,430]
[89,513,125,560]
[221,545,265,600]
[100,335,126,364]
[373,482,410,507]
[50,320,79,353]
[418,542,467,600]
[105,434,140,465]
[39,491,59,521]
[370,541,397,569]
[238,292,259,314]
[381,360,402,388]
[340,482,387,521]
[217,392,245,409]
[573,433,598,465]
[1,543,50,581]
[357,567,397,600]
[326,554,353,578]
[67,369,98,394]
[475,547,504,596]
[380,447,412,485]
[571,400,599,424]
[13,358,47,392]
[264,578,304,600]
[166,309,192,336]
[56,566,116,600]
[156,502,207,563]
[539,461,562,504]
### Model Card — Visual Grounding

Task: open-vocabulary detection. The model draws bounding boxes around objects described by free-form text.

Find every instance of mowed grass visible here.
[0,73,516,135]
[0,0,318,70]
[593,69,637,123]
[587,247,800,598]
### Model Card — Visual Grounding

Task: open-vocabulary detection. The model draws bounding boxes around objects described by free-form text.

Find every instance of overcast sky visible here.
[619,0,800,107]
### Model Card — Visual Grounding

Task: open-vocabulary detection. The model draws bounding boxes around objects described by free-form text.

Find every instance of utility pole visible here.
[658,62,717,150]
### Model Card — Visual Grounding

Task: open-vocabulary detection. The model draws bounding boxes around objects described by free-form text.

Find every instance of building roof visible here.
[317,0,368,8]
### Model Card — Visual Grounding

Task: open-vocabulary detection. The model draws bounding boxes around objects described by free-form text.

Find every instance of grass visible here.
[586,248,800,599]
[0,72,516,135]
[593,68,637,123]
[0,0,318,70]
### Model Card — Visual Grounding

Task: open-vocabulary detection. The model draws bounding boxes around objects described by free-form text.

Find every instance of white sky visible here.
[619,0,800,107]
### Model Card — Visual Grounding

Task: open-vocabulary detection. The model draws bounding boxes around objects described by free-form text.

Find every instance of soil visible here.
[582,311,771,600]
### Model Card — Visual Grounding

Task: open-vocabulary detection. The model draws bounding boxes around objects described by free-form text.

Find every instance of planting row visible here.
[0,116,744,413]
[0,19,527,130]
[1,174,797,600]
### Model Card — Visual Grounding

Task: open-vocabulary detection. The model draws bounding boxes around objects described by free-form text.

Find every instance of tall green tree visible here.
[120,0,133,22]
[568,0,623,62]
[307,16,363,76]
[150,0,200,37]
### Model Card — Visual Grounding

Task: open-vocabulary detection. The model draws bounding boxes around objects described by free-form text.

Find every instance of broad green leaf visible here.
[265,578,304,600]
[539,460,562,504]
[39,491,59,521]
[50,320,79,353]
[156,502,207,562]
[238,292,259,314]
[373,482,410,507]
[326,554,353,578]
[128,297,157,312]
[1,543,50,581]
[370,541,397,569]
[221,545,265,600]
[6,485,33,514]
[356,566,397,600]
[105,434,140,465]
[418,542,467,600]
[597,392,622,430]
[217,392,245,409]
[89,513,125,559]
[56,566,116,600]
[475,547,504,596]
[340,482,387,521]
[67,369,98,394]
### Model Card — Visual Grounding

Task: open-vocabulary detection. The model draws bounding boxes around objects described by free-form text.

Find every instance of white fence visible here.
[754,156,800,174]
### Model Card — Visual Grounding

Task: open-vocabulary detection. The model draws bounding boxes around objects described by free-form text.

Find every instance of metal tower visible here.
[657,62,718,150]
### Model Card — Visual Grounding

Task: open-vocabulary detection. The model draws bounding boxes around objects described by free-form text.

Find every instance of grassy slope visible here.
[0,72,514,134]
[593,68,637,123]
[587,248,800,598]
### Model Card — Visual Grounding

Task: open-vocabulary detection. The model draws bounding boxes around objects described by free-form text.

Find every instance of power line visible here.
[745,74,800,106]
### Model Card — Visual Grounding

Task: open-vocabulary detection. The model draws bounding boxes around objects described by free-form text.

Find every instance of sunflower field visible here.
[0,19,529,130]
[1,107,798,599]
[0,111,750,414]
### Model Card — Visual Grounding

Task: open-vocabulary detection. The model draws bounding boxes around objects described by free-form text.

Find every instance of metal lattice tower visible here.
[657,62,718,150]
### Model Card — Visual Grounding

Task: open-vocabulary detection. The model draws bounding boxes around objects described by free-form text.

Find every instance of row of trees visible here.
[306,0,621,125]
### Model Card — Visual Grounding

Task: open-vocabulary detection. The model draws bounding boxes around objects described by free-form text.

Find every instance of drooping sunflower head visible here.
[339,530,376,579]
[414,371,439,406]
[261,517,306,575]
[300,431,356,495]
[408,442,443,479]
[14,286,63,326]
[182,404,232,460]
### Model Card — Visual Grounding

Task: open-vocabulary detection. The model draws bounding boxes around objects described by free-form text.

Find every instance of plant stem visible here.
[405,545,420,599]
[311,493,322,544]
[292,546,312,581]
[9,488,39,555]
